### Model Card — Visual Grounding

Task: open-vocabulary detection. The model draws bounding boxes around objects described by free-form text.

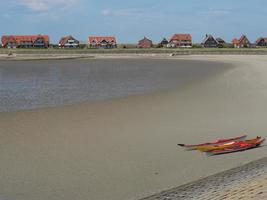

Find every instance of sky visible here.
[1,0,267,43]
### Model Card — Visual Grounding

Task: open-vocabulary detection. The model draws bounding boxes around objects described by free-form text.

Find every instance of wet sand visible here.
[0,55,267,200]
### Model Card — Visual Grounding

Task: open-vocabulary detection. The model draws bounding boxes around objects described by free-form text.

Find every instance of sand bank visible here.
[0,55,267,200]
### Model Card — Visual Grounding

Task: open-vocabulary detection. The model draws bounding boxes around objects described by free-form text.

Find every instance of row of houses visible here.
[1,35,50,48]
[1,34,267,49]
[202,34,252,48]
[138,34,267,48]
[139,34,193,48]
[1,35,117,49]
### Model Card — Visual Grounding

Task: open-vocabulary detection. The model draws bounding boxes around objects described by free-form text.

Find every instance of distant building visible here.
[216,38,226,45]
[158,38,169,48]
[1,35,49,48]
[201,34,219,48]
[88,36,117,48]
[232,35,251,48]
[59,35,79,48]
[256,37,267,47]
[168,34,192,48]
[232,38,239,47]
[137,37,153,48]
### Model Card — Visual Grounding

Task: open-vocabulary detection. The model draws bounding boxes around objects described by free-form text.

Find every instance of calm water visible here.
[0,59,226,112]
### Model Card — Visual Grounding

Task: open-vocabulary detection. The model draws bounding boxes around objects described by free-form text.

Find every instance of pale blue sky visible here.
[1,0,267,43]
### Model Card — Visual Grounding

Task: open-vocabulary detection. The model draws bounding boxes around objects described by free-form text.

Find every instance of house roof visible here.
[232,35,250,45]
[239,35,250,44]
[216,38,225,43]
[232,38,239,44]
[1,36,16,44]
[88,36,117,44]
[59,35,78,46]
[256,37,267,43]
[201,34,219,44]
[170,34,192,41]
[1,35,49,46]
[160,38,168,42]
[159,38,169,45]
[138,37,152,44]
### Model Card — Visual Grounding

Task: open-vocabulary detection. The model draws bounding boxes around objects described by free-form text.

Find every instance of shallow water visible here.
[0,59,227,112]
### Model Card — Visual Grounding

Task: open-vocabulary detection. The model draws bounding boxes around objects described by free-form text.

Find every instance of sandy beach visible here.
[0,55,267,200]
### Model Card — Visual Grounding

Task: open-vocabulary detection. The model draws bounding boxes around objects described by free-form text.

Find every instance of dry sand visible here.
[0,55,267,200]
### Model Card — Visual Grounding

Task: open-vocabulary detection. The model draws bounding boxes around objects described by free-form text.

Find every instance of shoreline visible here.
[0,54,95,61]
[141,157,267,200]
[1,50,267,61]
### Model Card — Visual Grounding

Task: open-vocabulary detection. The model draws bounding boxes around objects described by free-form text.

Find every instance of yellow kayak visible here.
[197,141,235,152]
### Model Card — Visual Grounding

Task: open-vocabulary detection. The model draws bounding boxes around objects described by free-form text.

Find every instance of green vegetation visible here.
[1,47,267,55]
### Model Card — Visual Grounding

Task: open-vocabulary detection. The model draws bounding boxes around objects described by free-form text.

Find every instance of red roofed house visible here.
[167,34,192,48]
[256,37,267,47]
[232,38,239,47]
[88,36,117,48]
[232,35,251,48]
[137,37,153,48]
[59,35,79,48]
[1,35,49,48]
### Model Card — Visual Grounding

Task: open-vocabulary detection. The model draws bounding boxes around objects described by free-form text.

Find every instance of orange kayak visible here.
[207,137,265,156]
[177,135,247,150]
[197,136,263,152]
